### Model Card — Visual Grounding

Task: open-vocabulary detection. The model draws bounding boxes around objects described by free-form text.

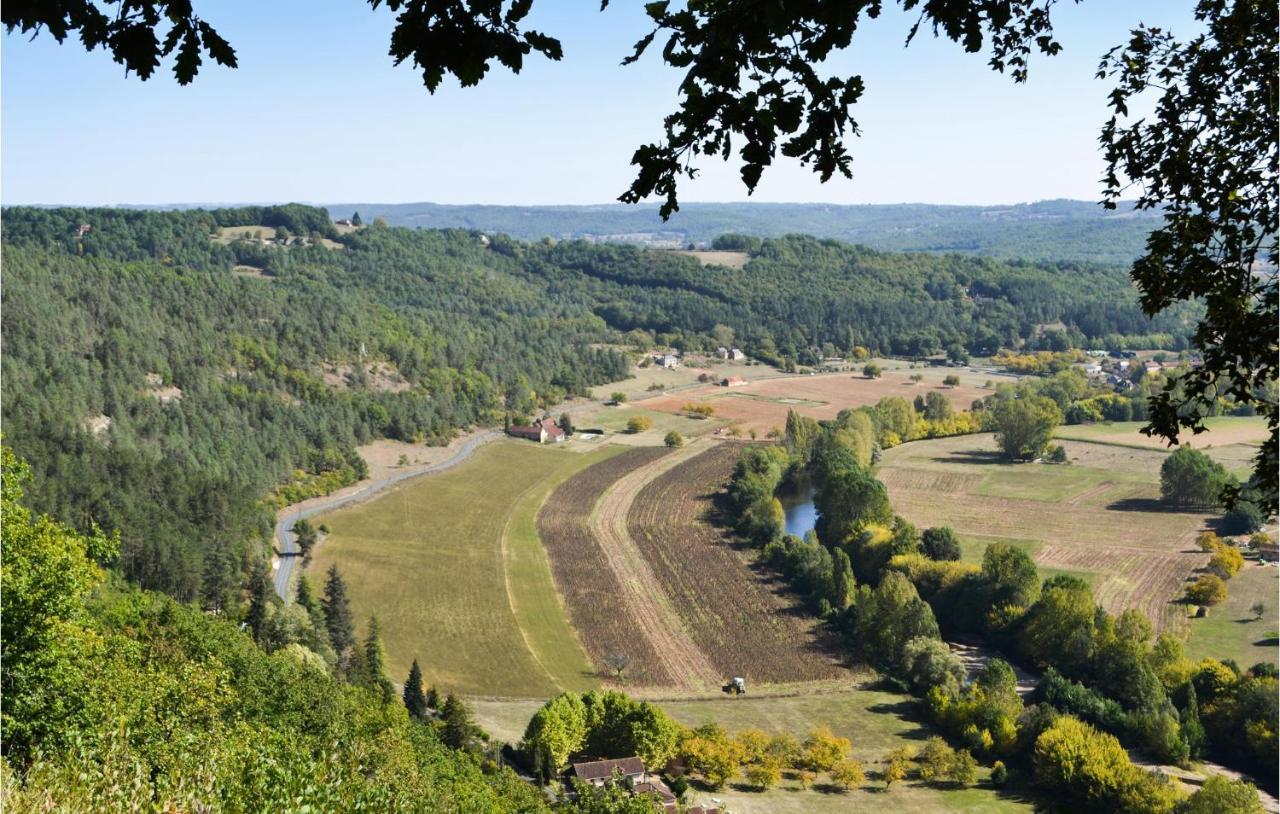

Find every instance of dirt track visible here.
[586,440,723,691]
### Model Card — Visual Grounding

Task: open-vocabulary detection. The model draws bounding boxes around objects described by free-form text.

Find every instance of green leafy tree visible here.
[744,760,781,790]
[916,737,955,782]
[991,395,1062,461]
[862,363,882,379]
[403,658,428,719]
[351,211,363,227]
[829,758,865,791]
[1161,447,1233,509]
[663,431,683,448]
[1185,573,1228,606]
[921,526,961,561]
[1,447,117,762]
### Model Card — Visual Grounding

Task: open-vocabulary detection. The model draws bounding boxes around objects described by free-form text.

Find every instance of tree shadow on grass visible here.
[929,449,1007,466]
[1105,496,1183,513]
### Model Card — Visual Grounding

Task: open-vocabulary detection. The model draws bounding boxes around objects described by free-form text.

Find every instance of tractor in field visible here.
[722,677,746,695]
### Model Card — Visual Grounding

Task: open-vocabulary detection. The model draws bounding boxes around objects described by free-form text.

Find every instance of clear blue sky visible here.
[1,1,1197,207]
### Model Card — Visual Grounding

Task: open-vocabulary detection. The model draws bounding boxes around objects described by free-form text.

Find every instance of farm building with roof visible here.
[508,417,565,444]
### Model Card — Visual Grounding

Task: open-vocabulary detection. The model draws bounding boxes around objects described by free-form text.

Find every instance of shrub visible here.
[1222,501,1265,535]
[1185,574,1228,606]
[921,526,961,561]
[1045,444,1068,463]
[626,416,652,433]
[1208,544,1244,579]
[663,431,684,448]
[990,760,1008,786]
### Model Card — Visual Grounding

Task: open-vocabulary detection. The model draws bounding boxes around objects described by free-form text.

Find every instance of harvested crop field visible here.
[627,443,847,685]
[537,445,687,687]
[878,434,1216,634]
[539,440,846,692]
[637,370,987,434]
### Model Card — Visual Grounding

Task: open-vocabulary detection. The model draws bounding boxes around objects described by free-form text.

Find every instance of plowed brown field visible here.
[537,446,676,686]
[627,443,848,684]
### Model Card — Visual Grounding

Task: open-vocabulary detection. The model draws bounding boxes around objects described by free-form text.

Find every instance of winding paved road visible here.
[272,431,500,600]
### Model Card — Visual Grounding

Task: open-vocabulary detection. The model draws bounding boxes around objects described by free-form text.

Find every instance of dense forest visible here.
[1,205,1194,607]
[319,199,1163,265]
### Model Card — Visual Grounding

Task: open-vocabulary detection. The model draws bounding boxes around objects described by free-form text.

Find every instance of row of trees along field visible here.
[725,400,1276,808]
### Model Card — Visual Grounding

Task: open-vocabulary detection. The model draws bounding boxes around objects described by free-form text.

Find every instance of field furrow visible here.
[627,443,848,684]
[537,446,696,687]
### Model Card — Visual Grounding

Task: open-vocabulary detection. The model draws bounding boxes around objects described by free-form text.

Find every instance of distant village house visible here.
[721,375,747,387]
[655,353,680,368]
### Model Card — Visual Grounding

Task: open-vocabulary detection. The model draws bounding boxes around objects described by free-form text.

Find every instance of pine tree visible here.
[441,694,472,750]
[296,574,320,616]
[246,562,271,642]
[351,211,363,227]
[426,684,440,711]
[362,615,395,703]
[403,659,428,719]
[322,564,356,666]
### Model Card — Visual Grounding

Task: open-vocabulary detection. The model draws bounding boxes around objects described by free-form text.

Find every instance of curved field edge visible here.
[502,444,631,693]
[539,444,725,690]
[627,442,849,684]
[307,441,623,697]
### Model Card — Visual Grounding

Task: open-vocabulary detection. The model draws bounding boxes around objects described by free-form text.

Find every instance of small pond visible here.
[778,481,818,539]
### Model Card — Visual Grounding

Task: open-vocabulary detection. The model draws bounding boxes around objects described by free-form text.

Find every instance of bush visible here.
[1045,444,1068,464]
[1185,574,1228,605]
[626,416,652,433]
[1222,501,1265,535]
[663,431,684,448]
[990,760,1008,786]
[921,526,961,561]
[862,363,882,379]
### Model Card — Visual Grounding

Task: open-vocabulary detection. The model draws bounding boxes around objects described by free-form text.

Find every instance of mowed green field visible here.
[470,689,1034,814]
[877,418,1276,664]
[307,441,624,696]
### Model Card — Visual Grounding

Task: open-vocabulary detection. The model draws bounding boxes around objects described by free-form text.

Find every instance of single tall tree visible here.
[361,615,395,702]
[403,658,428,719]
[322,564,356,664]
[245,561,271,642]
[440,693,472,750]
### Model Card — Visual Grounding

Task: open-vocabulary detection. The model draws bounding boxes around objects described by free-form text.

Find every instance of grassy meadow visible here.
[877,418,1276,663]
[470,688,1034,814]
[307,440,621,696]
